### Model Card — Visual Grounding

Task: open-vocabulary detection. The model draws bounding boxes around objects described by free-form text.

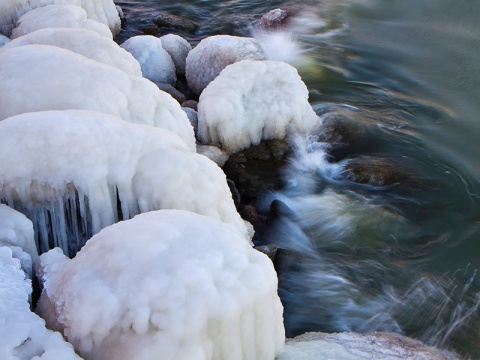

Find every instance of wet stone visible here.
[259,5,304,30]
[154,12,198,34]
[139,24,161,36]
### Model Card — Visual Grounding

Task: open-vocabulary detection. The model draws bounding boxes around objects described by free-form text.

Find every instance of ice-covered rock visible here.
[279,332,459,360]
[0,205,37,278]
[160,34,192,75]
[36,210,285,360]
[0,110,250,255]
[0,34,10,48]
[0,44,195,151]
[196,145,230,167]
[121,35,176,85]
[2,28,142,76]
[0,247,82,360]
[0,0,120,37]
[198,60,320,153]
[185,35,267,94]
[11,5,113,39]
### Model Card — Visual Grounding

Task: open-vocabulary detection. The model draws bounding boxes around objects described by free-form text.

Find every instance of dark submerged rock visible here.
[154,12,198,34]
[139,24,161,36]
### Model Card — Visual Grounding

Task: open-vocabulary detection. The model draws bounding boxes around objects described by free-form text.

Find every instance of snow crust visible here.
[0,205,37,278]
[0,0,120,37]
[11,5,113,39]
[0,247,82,360]
[121,35,176,85]
[0,110,250,255]
[36,210,285,360]
[160,34,192,75]
[198,60,320,153]
[0,44,196,151]
[2,28,142,76]
[186,35,267,94]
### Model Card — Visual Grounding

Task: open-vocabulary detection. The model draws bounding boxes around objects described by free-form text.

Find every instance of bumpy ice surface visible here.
[36,210,285,360]
[186,35,266,94]
[2,28,142,76]
[160,34,192,75]
[0,247,82,360]
[0,0,120,37]
[121,35,177,85]
[198,60,319,153]
[0,44,196,150]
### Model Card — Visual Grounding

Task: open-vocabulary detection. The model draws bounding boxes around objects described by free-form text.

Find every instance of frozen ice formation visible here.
[160,34,192,75]
[2,28,142,76]
[0,44,196,151]
[278,332,459,360]
[0,110,249,255]
[0,205,37,278]
[121,35,177,85]
[198,60,320,153]
[0,34,9,48]
[186,35,267,94]
[11,4,113,39]
[0,0,120,37]
[36,210,285,360]
[0,247,82,360]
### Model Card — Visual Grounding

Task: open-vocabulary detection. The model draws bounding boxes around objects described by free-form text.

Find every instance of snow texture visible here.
[0,247,82,360]
[0,0,120,37]
[121,35,177,85]
[0,205,37,278]
[11,5,113,39]
[0,34,9,48]
[0,110,250,255]
[186,35,267,94]
[0,44,196,151]
[279,332,459,360]
[160,34,192,75]
[198,60,320,153]
[36,210,285,360]
[2,28,142,76]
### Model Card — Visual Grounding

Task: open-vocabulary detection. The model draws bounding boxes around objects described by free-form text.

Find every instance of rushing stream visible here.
[115,0,480,357]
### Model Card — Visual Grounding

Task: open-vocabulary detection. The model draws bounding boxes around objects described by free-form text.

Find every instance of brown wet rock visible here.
[139,23,161,36]
[154,13,198,34]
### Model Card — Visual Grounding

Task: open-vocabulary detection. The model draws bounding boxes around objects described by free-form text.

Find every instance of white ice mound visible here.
[36,210,285,360]
[160,34,192,75]
[278,332,459,360]
[121,35,177,85]
[0,205,37,278]
[0,0,120,37]
[186,35,267,94]
[0,247,82,360]
[198,60,320,153]
[2,28,142,76]
[0,44,196,151]
[11,5,113,39]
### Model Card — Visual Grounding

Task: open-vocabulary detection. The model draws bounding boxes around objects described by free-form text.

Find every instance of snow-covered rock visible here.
[0,110,250,255]
[279,332,459,360]
[0,44,195,151]
[11,5,113,39]
[36,210,285,360]
[160,34,192,75]
[0,247,82,360]
[185,35,267,94]
[196,145,229,167]
[121,35,176,85]
[0,0,120,37]
[198,60,320,153]
[0,34,9,48]
[0,205,37,278]
[2,28,142,76]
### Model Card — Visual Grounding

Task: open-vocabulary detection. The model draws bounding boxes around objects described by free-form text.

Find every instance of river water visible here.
[115,0,480,357]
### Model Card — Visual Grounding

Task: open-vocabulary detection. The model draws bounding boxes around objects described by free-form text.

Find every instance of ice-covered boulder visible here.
[0,205,37,278]
[0,110,249,255]
[0,0,120,37]
[198,60,320,153]
[2,28,142,76]
[121,35,176,85]
[11,5,113,39]
[278,332,459,360]
[185,35,267,94]
[36,210,285,360]
[160,34,192,75]
[0,247,82,360]
[0,44,195,151]
[0,34,9,48]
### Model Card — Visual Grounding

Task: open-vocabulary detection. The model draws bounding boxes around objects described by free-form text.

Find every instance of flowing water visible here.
[115,0,480,357]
